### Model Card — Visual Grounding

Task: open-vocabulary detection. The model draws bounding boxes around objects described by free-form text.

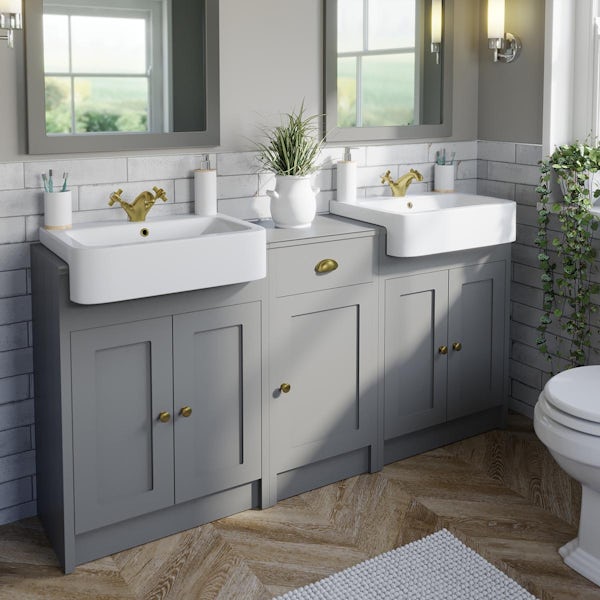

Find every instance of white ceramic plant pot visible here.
[267,175,319,229]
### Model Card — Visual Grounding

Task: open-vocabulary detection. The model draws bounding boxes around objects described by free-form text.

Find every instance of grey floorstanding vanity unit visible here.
[31,215,511,573]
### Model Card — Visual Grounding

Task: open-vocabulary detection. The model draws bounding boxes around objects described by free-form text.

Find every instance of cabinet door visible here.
[71,317,174,534]
[447,261,506,420]
[173,303,261,504]
[271,286,378,474]
[384,271,448,438]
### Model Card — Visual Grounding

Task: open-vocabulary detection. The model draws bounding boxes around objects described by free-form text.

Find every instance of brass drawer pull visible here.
[438,345,448,355]
[280,383,291,394]
[452,342,462,352]
[315,258,339,274]
[180,406,192,418]
[158,411,171,423]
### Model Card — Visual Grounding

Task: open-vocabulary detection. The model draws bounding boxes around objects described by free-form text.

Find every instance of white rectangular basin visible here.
[330,193,516,257]
[39,214,266,304]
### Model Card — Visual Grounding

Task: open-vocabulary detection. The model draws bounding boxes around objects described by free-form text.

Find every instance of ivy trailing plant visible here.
[535,142,600,370]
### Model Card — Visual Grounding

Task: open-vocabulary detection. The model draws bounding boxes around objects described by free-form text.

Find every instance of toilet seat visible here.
[543,366,600,423]
[538,393,600,437]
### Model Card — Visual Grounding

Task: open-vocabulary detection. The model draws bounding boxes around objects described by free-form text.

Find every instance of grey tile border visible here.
[478,141,516,163]
[0,498,36,526]
[0,164,25,191]
[24,158,128,188]
[516,144,543,166]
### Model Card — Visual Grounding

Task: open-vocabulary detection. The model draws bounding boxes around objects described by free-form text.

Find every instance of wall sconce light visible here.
[431,0,442,65]
[487,0,521,63]
[0,0,22,49]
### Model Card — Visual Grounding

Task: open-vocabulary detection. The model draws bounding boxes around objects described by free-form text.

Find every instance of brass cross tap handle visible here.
[280,383,291,394]
[180,406,193,418]
[158,411,171,423]
[438,345,448,355]
[452,342,462,352]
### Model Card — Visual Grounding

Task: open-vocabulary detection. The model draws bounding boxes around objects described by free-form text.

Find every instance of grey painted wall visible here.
[478,0,545,144]
[0,0,479,162]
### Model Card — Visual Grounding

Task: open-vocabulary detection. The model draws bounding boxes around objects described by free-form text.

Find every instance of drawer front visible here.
[270,236,374,297]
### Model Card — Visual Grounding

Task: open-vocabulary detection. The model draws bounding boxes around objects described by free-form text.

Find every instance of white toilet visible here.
[534,365,600,586]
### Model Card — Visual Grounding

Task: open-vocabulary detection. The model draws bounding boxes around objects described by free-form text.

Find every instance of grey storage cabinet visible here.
[31,245,264,573]
[31,215,511,573]
[381,246,510,465]
[71,318,175,534]
[267,231,379,503]
[173,304,261,504]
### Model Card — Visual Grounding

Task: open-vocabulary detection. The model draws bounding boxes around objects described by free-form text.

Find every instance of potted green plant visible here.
[535,142,600,370]
[256,103,324,228]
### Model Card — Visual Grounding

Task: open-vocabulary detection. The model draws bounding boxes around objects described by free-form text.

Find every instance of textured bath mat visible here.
[274,529,537,599]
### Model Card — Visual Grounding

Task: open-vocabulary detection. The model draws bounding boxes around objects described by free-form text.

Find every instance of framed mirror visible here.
[25,0,219,154]
[324,0,453,142]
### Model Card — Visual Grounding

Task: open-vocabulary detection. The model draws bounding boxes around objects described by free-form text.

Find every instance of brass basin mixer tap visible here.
[381,169,423,197]
[108,186,168,221]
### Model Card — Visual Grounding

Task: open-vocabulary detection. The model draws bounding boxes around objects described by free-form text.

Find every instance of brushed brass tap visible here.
[108,186,168,221]
[381,169,423,197]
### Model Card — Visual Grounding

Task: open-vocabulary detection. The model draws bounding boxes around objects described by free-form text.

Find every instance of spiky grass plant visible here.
[256,103,324,177]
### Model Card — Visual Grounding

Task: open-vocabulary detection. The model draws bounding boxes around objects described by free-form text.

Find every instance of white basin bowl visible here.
[330,193,516,257]
[39,214,266,304]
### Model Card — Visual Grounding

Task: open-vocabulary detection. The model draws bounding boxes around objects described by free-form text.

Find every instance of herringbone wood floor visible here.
[1,414,599,600]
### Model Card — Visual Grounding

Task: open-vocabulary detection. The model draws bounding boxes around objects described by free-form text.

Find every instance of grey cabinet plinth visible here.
[173,303,261,504]
[71,318,174,534]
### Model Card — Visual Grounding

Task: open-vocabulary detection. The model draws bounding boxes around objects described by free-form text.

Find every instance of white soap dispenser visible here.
[336,147,357,204]
[193,154,217,216]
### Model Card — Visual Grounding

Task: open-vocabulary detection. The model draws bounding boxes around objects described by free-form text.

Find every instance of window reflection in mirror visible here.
[44,3,153,135]
[25,0,218,153]
[325,0,452,143]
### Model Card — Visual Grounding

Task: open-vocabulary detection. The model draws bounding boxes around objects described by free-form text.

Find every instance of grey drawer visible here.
[270,236,375,297]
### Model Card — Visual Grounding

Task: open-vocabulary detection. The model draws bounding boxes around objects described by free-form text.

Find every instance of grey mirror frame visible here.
[25,0,220,154]
[323,0,453,143]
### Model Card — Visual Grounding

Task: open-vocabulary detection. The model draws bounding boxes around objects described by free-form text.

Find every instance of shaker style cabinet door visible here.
[172,303,262,504]
[447,262,506,421]
[71,317,174,534]
[383,271,449,438]
[270,286,378,474]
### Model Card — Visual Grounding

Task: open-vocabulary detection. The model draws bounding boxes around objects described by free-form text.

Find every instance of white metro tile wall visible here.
[477,141,600,417]
[0,141,478,526]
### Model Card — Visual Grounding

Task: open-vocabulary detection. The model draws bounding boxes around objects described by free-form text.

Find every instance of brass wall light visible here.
[0,0,22,48]
[431,0,442,65]
[487,0,521,63]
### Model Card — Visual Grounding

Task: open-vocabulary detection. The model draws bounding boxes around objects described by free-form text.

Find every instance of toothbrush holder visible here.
[434,164,455,193]
[44,190,72,230]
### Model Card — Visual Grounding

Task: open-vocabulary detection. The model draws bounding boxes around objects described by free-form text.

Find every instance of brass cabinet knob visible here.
[279,383,291,394]
[180,406,192,418]
[452,342,462,352]
[315,258,339,274]
[438,345,448,355]
[158,411,171,423]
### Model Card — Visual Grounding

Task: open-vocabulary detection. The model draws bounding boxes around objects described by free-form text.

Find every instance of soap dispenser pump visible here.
[336,147,358,204]
[194,153,217,216]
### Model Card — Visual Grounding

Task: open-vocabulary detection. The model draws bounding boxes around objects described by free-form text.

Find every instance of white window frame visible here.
[43,0,167,135]
[543,0,600,154]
